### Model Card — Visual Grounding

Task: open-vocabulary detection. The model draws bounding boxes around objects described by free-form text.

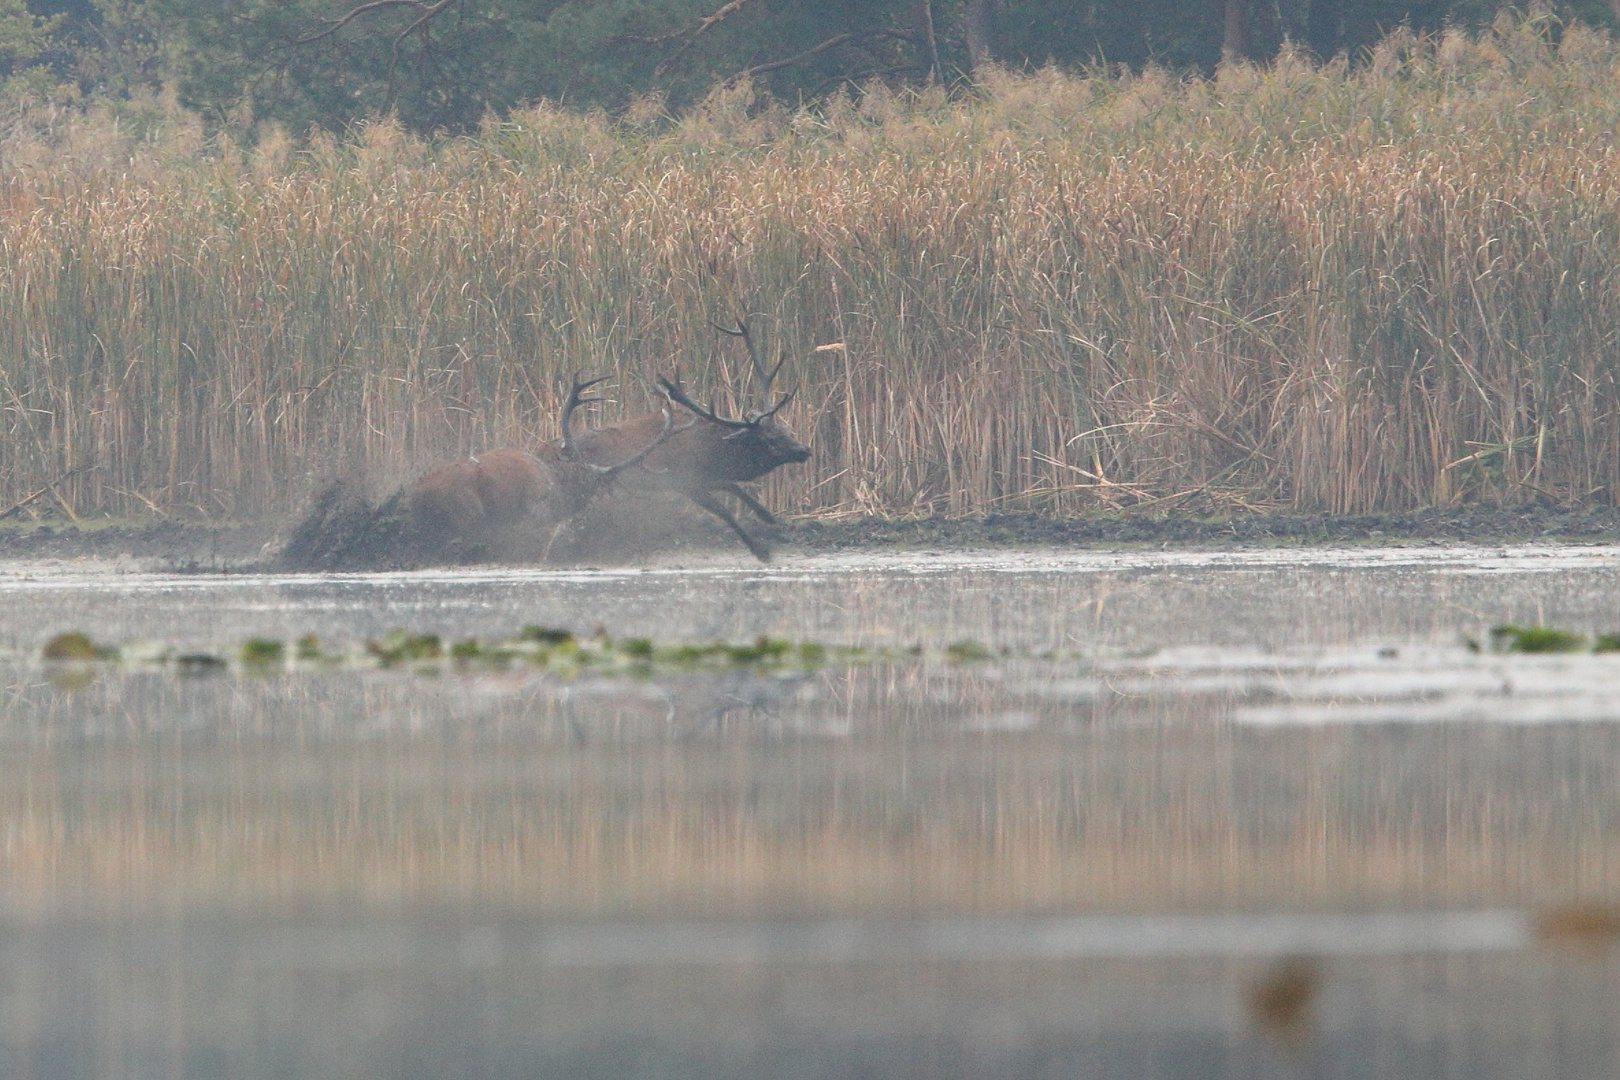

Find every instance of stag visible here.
[280,376,671,569]
[403,376,673,561]
[562,318,811,561]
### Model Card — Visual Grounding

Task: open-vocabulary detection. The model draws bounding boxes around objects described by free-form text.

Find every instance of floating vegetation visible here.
[1490,625,1587,654]
[175,653,229,677]
[946,639,994,663]
[239,639,286,667]
[366,631,444,667]
[32,626,945,682]
[39,622,1620,685]
[41,631,116,662]
[450,639,484,663]
[295,633,325,661]
[519,626,574,646]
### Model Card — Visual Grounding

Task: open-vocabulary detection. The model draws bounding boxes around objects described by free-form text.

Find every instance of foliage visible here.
[0,1,1606,134]
[37,625,878,676]
[1490,625,1587,653]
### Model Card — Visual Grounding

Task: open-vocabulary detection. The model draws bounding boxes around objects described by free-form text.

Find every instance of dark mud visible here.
[779,505,1620,550]
[0,518,273,566]
[4,504,1620,568]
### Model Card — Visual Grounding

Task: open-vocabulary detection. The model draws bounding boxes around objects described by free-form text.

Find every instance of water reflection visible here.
[4,653,1620,921]
[4,547,1620,1077]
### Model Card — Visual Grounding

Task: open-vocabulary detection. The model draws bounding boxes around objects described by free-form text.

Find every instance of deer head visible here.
[653,316,810,477]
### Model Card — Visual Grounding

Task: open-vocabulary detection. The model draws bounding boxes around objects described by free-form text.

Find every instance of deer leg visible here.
[690,490,772,562]
[720,482,776,524]
[540,518,570,563]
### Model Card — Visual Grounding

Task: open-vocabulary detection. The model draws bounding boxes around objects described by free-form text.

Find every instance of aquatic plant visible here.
[945,639,994,663]
[31,623,971,682]
[367,631,444,667]
[239,638,286,666]
[450,639,485,663]
[174,653,228,676]
[1490,625,1587,654]
[40,631,115,661]
[518,626,574,646]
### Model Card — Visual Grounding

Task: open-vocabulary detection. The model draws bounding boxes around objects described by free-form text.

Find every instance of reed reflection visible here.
[1,657,1619,921]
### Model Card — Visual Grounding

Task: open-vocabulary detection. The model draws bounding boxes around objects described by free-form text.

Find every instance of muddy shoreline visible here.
[3,505,1620,568]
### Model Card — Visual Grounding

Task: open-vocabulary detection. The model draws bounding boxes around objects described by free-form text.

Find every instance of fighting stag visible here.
[563,318,810,561]
[403,375,672,561]
[280,376,671,569]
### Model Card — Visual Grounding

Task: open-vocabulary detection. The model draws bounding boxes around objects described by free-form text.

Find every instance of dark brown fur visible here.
[283,394,670,569]
[405,447,572,561]
[402,318,809,562]
[566,401,810,560]
[284,352,807,567]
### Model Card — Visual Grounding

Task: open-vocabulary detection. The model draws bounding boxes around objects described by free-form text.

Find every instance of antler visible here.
[657,371,751,429]
[559,373,611,460]
[748,387,795,422]
[713,315,787,416]
[561,374,677,474]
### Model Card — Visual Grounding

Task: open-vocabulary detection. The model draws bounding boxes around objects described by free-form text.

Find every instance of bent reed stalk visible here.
[4,16,1620,523]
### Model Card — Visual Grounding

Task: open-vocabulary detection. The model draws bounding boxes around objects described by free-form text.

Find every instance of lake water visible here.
[3,545,1620,1078]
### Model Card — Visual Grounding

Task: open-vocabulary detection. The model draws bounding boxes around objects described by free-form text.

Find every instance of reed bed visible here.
[4,17,1620,521]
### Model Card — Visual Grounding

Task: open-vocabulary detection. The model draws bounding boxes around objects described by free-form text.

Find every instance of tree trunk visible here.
[912,0,940,83]
[964,0,996,75]
[1306,0,1346,58]
[1223,0,1249,61]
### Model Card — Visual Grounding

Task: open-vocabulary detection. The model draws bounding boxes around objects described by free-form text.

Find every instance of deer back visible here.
[407,448,561,550]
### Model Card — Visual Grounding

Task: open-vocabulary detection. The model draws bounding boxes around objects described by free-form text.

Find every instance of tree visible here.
[148,0,965,132]
[3,0,1595,134]
[1223,0,1248,59]
[963,0,997,73]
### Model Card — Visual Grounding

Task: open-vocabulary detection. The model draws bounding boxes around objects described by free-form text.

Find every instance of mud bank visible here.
[781,506,1620,549]
[4,505,1620,566]
[0,519,273,565]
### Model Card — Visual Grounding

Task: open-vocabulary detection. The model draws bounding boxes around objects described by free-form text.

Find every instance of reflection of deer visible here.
[563,318,811,561]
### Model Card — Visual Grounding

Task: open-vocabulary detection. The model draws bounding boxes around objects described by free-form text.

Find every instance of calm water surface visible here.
[3,544,1620,1078]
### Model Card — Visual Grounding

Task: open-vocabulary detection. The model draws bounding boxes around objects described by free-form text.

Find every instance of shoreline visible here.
[2,505,1620,569]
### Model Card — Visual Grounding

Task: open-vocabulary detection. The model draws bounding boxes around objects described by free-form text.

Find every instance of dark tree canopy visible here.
[14,0,1619,133]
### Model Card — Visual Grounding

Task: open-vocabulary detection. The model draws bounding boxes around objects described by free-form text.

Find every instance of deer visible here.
[280,376,672,569]
[401,376,674,562]
[282,319,810,568]
[563,318,812,561]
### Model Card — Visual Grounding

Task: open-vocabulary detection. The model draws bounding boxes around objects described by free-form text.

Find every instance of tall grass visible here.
[5,15,1620,521]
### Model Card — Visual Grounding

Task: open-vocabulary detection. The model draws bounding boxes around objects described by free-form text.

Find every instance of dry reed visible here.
[4,17,1620,521]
